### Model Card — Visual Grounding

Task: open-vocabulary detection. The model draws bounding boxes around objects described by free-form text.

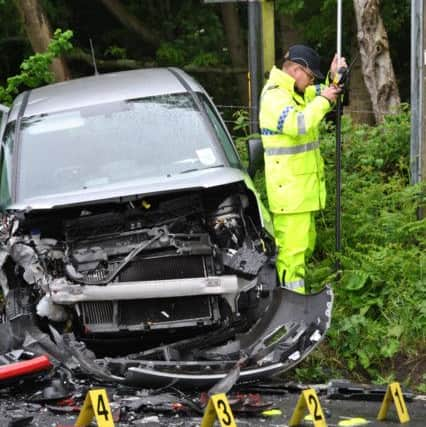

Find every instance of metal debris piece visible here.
[6,412,34,427]
[208,363,241,396]
[122,393,181,412]
[133,415,160,426]
[326,379,414,401]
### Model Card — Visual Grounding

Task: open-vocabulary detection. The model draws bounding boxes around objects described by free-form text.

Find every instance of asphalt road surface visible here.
[0,386,425,426]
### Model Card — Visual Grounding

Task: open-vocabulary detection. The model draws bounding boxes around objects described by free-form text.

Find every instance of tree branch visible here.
[99,0,161,48]
[67,48,246,74]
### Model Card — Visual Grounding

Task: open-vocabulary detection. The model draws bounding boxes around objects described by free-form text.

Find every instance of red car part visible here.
[0,355,52,381]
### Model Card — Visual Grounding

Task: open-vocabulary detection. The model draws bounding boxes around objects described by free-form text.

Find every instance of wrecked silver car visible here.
[0,68,332,387]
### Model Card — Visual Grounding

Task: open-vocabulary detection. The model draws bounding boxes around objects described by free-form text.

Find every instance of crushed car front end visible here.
[0,68,332,387]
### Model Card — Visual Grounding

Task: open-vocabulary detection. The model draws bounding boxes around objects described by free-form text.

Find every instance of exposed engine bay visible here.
[1,184,273,344]
[0,182,332,387]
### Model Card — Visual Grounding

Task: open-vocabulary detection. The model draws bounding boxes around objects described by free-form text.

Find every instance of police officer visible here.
[259,44,346,294]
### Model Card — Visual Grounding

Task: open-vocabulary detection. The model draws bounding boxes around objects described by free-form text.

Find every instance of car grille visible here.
[119,296,213,325]
[79,296,219,333]
[82,301,114,325]
[118,255,208,282]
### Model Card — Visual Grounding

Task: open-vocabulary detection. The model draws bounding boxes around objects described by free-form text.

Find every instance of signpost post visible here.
[204,0,275,134]
[411,0,425,218]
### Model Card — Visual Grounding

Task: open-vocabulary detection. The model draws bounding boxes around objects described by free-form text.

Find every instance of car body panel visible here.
[7,167,246,211]
[7,68,200,122]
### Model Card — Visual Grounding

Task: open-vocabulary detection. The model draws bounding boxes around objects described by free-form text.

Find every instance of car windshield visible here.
[17,93,226,200]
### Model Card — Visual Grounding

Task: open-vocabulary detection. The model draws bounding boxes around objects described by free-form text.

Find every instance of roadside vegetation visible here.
[234,108,426,391]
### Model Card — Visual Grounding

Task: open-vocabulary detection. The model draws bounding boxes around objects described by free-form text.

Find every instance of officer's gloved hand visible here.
[321,85,342,104]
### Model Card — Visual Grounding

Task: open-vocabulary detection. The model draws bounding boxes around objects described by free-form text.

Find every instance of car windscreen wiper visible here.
[178,164,225,174]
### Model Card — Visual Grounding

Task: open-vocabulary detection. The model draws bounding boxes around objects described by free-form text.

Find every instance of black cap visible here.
[285,44,324,79]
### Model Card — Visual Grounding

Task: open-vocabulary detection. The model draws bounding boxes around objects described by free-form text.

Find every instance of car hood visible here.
[8,167,247,211]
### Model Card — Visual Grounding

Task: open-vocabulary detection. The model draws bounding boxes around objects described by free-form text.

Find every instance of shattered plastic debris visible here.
[133,415,160,426]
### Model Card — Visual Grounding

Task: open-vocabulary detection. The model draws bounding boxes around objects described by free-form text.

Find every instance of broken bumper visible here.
[105,285,334,388]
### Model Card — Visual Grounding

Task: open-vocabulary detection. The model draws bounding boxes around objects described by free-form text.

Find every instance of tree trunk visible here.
[344,26,375,125]
[220,3,248,105]
[99,0,161,48]
[14,0,70,81]
[352,0,400,123]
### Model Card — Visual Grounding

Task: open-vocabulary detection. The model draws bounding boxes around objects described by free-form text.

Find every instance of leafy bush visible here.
[231,108,426,386]
[0,29,73,105]
[318,109,425,383]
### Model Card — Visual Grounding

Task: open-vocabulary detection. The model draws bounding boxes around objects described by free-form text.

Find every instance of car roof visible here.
[8,67,205,121]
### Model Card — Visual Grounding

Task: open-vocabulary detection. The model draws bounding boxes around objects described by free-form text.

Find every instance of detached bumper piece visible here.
[0,354,53,386]
[105,286,333,388]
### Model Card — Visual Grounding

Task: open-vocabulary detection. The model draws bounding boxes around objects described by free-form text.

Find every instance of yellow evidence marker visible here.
[289,388,327,427]
[201,393,237,427]
[75,389,115,427]
[377,382,410,424]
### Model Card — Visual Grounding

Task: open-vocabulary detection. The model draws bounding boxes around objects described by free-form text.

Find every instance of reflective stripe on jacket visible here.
[259,66,332,214]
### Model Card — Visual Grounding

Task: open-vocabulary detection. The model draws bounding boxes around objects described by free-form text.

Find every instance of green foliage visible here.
[417,375,426,393]
[232,109,426,385]
[308,108,425,381]
[0,29,73,105]
[104,45,127,60]
[155,3,226,68]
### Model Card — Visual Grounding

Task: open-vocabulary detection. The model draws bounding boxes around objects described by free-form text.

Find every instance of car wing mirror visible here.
[247,137,264,178]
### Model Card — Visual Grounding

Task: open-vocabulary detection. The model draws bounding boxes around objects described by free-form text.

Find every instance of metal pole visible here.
[423,0,426,220]
[335,0,343,272]
[411,0,422,187]
[337,0,342,58]
[248,1,262,134]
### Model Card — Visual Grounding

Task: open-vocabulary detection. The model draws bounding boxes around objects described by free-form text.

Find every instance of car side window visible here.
[200,96,242,169]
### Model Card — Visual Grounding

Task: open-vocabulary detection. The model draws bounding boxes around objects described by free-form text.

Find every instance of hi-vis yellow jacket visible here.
[259,66,332,214]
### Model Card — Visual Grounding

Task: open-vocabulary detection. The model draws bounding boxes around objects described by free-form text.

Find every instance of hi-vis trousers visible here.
[272,211,316,294]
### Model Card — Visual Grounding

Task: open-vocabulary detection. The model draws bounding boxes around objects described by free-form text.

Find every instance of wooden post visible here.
[261,0,275,79]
